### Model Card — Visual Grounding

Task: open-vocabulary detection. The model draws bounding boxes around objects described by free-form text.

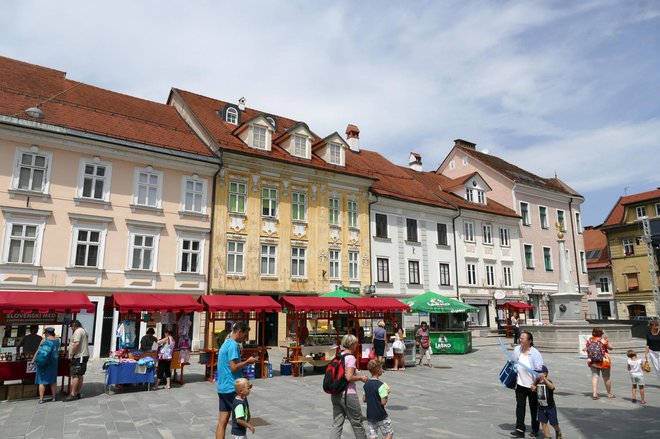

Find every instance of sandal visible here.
[592,396,599,400]
[607,394,616,399]
[640,400,647,405]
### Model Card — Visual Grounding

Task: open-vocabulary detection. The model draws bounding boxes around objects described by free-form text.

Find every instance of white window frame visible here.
[439,262,451,286]
[503,265,512,287]
[127,229,160,271]
[543,246,553,271]
[636,206,647,219]
[623,238,634,255]
[229,182,247,214]
[466,263,477,285]
[11,147,53,194]
[464,221,475,242]
[579,250,587,274]
[328,198,340,226]
[291,246,306,278]
[70,224,107,269]
[251,125,267,149]
[598,277,610,293]
[292,192,307,222]
[348,251,359,280]
[499,227,510,247]
[329,249,341,279]
[292,134,309,159]
[177,234,204,274]
[520,202,530,226]
[76,158,112,202]
[466,189,474,202]
[133,168,163,208]
[482,224,493,245]
[476,190,485,204]
[262,187,278,217]
[556,209,566,230]
[539,206,548,229]
[347,200,358,228]
[328,143,343,165]
[226,107,238,124]
[376,257,390,283]
[485,265,495,286]
[260,244,277,276]
[2,216,46,265]
[574,212,582,234]
[524,244,535,269]
[226,240,245,275]
[181,176,208,215]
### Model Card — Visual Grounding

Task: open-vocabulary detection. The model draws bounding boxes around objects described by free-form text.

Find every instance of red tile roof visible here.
[0,56,214,158]
[583,226,611,269]
[170,88,376,180]
[602,188,660,227]
[449,146,582,197]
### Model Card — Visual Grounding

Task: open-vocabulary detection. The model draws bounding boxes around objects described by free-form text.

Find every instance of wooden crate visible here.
[22,384,39,398]
[6,384,23,400]
[0,384,7,401]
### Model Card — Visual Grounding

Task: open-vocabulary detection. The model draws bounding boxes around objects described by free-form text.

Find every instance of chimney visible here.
[345,124,360,152]
[454,139,476,150]
[408,152,423,172]
[238,97,246,111]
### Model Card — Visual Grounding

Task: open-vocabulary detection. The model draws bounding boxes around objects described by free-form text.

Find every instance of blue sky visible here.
[1,0,658,225]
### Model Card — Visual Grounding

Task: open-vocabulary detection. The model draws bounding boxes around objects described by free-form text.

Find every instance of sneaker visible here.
[510,430,525,438]
[529,431,539,437]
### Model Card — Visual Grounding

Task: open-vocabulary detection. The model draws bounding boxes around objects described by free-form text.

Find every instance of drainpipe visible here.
[450,209,462,300]
[207,150,223,297]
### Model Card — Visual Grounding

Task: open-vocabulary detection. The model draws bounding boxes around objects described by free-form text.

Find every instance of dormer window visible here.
[466,188,486,204]
[226,107,238,124]
[293,134,308,158]
[252,126,267,149]
[328,143,342,165]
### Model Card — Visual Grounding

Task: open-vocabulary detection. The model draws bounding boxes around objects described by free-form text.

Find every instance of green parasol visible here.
[320,288,360,298]
[403,291,478,314]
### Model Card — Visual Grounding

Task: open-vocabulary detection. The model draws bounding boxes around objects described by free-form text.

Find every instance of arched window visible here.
[226,107,238,124]
[266,117,276,128]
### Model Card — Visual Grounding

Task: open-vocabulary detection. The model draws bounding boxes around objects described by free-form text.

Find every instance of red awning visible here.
[343,297,410,312]
[503,301,535,310]
[280,296,354,313]
[0,291,95,314]
[113,293,203,313]
[202,295,281,313]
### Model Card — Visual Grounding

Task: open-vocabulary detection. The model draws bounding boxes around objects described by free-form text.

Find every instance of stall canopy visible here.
[202,295,281,313]
[502,302,535,311]
[344,297,410,312]
[0,291,95,313]
[280,296,354,313]
[113,293,203,313]
[320,288,360,298]
[404,291,478,314]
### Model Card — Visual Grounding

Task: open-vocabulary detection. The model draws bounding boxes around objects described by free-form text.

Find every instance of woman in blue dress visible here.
[32,327,60,403]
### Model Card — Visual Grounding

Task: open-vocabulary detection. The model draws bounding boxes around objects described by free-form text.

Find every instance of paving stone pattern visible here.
[1,340,659,438]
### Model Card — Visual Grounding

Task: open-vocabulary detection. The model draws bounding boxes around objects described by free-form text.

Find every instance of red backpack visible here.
[323,353,349,395]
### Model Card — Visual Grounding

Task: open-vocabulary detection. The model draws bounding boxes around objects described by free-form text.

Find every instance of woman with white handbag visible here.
[391,321,406,371]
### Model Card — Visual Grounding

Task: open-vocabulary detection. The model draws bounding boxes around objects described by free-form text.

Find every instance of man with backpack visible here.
[325,334,368,439]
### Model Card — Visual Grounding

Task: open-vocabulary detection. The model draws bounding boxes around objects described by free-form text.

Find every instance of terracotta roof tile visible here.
[602,188,660,227]
[0,56,213,158]
[583,226,611,269]
[452,146,582,197]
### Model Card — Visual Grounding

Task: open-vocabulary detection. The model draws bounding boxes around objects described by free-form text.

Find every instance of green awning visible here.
[320,288,360,298]
[403,291,478,314]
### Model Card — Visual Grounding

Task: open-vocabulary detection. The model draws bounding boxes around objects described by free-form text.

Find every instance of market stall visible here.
[404,291,478,355]
[498,301,535,338]
[279,296,354,376]
[201,295,281,381]
[0,291,94,398]
[342,297,410,369]
[111,293,203,387]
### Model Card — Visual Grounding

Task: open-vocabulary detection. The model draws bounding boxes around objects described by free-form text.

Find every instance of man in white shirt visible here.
[64,320,89,402]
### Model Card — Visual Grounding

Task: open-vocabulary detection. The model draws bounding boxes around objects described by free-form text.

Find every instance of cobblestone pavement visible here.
[1,340,659,438]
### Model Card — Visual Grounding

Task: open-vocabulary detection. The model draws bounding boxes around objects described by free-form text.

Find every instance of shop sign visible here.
[3,312,67,324]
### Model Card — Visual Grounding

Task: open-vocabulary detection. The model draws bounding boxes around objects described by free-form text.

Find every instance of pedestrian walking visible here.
[530,365,562,439]
[511,312,521,345]
[64,320,89,402]
[416,322,432,367]
[330,334,368,439]
[585,327,614,400]
[231,378,255,438]
[33,327,60,403]
[372,321,387,364]
[215,322,255,439]
[627,350,646,404]
[362,360,394,439]
[156,328,175,389]
[391,322,405,371]
[645,320,660,381]
[510,331,544,438]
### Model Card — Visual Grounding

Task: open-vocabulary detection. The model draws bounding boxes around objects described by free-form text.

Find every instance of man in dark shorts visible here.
[215,322,255,439]
[64,320,89,402]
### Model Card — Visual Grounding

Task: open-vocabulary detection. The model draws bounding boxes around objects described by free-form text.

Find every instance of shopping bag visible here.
[643,360,651,373]
[499,360,517,389]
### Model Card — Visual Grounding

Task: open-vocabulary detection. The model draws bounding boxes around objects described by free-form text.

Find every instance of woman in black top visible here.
[645,320,660,380]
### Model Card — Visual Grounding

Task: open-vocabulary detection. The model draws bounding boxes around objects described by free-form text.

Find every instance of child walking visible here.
[530,365,562,439]
[627,350,646,404]
[231,378,255,438]
[362,360,394,439]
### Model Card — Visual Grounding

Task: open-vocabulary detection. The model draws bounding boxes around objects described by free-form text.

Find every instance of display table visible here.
[0,358,70,382]
[429,331,472,354]
[105,363,154,393]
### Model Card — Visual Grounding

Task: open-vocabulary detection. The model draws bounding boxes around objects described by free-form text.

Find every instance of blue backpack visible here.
[33,340,54,367]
